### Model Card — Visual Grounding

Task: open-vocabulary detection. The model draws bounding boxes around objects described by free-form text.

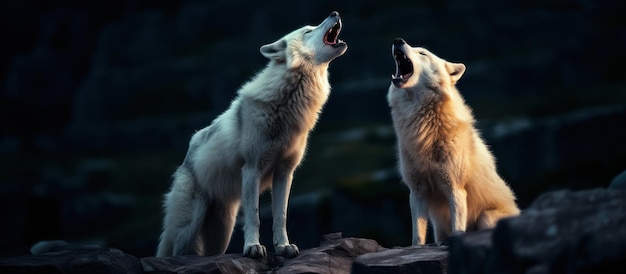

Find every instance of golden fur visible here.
[388,39,520,244]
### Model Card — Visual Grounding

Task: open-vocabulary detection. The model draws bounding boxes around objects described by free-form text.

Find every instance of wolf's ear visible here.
[445,62,466,84]
[260,39,287,61]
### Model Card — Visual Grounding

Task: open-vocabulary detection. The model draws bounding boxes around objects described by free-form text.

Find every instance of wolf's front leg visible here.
[271,163,299,258]
[241,165,267,258]
[448,185,468,237]
[409,189,429,245]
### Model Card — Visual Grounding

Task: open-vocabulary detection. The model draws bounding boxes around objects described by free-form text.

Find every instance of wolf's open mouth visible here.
[392,45,413,85]
[324,20,343,46]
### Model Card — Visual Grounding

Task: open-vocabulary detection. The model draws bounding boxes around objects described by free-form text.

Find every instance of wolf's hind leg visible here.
[157,167,207,256]
[199,198,240,256]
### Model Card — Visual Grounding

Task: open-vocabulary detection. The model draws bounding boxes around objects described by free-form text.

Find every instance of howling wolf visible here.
[157,12,347,258]
[387,38,520,245]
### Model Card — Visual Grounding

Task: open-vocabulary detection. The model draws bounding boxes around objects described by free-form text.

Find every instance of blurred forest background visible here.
[1,0,625,258]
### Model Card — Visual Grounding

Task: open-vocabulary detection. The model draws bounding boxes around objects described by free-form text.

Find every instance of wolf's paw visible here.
[243,244,267,259]
[275,244,299,258]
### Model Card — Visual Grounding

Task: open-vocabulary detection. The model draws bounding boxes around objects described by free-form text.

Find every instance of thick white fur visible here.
[387,40,520,245]
[157,13,347,258]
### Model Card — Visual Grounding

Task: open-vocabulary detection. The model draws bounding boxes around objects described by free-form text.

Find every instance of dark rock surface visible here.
[1,233,386,274]
[447,229,493,274]
[448,187,626,274]
[141,254,269,274]
[352,245,448,274]
[3,188,626,273]
[274,233,386,274]
[0,247,143,274]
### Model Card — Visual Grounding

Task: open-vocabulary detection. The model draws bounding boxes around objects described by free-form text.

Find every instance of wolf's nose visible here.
[394,38,406,45]
[330,11,339,17]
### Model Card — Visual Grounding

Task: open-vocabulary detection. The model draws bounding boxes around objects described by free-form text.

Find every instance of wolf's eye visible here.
[304,30,312,34]
[419,52,427,56]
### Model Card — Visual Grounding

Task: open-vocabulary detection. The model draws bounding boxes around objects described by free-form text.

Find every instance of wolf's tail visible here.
[157,166,240,256]
[156,167,208,257]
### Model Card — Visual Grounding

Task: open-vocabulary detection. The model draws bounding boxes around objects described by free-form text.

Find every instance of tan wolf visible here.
[156,12,347,258]
[387,38,520,245]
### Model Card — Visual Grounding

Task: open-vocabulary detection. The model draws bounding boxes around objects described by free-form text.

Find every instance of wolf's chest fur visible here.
[395,97,473,190]
[248,69,328,141]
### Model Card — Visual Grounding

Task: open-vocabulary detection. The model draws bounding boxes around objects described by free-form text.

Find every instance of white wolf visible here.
[387,38,520,245]
[157,12,347,258]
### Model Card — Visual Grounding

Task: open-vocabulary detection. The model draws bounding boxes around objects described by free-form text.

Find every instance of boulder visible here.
[447,229,493,274]
[491,188,626,273]
[447,188,626,274]
[610,169,626,190]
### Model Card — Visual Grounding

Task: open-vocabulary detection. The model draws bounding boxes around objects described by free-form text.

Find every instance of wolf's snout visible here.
[394,38,406,45]
[330,11,339,17]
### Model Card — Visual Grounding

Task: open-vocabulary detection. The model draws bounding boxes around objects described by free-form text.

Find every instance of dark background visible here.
[1,0,625,258]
